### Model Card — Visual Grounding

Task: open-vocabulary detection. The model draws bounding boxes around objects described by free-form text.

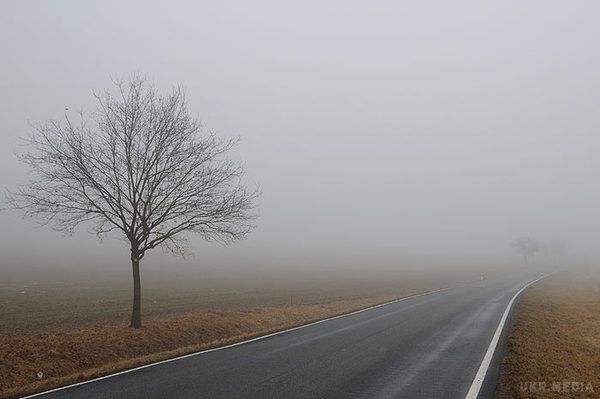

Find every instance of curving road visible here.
[25,272,541,399]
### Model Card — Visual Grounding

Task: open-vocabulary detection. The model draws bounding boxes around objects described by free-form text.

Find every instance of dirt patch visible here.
[498,269,600,399]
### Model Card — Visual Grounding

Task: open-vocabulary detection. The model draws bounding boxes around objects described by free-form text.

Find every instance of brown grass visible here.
[0,266,483,398]
[0,293,414,399]
[498,269,600,399]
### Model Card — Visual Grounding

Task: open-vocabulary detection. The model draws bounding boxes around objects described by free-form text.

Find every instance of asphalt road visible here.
[28,272,540,399]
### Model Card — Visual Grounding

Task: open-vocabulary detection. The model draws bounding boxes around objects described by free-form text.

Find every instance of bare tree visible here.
[511,236,540,264]
[7,76,259,328]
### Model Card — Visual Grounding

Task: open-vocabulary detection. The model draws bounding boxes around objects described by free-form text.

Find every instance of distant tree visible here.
[7,76,259,328]
[511,236,540,264]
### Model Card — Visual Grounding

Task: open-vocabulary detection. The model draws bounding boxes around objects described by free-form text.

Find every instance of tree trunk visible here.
[130,257,142,328]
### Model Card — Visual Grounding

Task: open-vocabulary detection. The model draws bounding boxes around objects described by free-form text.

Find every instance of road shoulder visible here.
[496,269,600,399]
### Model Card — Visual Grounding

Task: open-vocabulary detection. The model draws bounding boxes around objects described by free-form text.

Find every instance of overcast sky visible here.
[1,1,600,273]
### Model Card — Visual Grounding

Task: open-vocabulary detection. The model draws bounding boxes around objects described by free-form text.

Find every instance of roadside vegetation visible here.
[1,294,399,398]
[498,269,600,399]
[0,267,472,398]
[7,76,258,328]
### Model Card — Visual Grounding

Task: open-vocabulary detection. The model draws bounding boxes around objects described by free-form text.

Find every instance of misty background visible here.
[1,1,599,281]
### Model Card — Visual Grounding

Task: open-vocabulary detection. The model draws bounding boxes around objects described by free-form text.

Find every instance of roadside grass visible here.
[0,271,453,399]
[0,267,449,331]
[498,269,600,399]
[1,295,405,398]
[0,265,488,398]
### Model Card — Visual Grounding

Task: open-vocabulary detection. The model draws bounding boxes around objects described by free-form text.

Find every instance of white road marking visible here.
[464,274,547,399]
[20,286,452,398]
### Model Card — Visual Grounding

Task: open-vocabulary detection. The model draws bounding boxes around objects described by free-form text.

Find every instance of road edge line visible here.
[20,285,452,398]
[464,274,548,399]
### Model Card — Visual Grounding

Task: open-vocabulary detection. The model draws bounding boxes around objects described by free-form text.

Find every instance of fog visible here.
[2,1,600,278]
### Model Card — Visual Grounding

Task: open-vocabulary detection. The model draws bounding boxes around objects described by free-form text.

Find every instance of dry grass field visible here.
[498,269,600,399]
[0,295,403,398]
[0,266,476,399]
